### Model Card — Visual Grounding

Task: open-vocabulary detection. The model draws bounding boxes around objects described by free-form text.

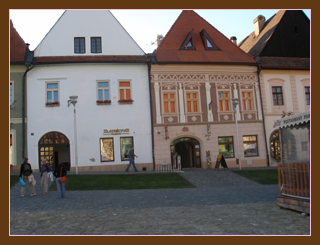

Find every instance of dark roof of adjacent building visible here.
[10,19,26,64]
[34,55,150,65]
[153,10,256,65]
[238,10,310,69]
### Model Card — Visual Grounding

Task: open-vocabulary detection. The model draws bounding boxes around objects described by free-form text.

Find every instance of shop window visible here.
[100,138,114,162]
[305,86,310,105]
[91,37,102,53]
[186,92,198,112]
[119,81,131,101]
[270,130,281,163]
[241,91,253,110]
[120,137,133,161]
[97,81,110,101]
[74,37,85,53]
[163,92,176,113]
[218,136,234,158]
[243,135,259,157]
[272,86,284,105]
[218,91,230,111]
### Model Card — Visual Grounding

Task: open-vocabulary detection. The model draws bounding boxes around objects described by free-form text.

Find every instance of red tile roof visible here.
[154,10,256,65]
[10,19,26,64]
[35,55,150,65]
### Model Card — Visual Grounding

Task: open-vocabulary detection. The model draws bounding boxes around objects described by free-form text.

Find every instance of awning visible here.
[274,111,310,129]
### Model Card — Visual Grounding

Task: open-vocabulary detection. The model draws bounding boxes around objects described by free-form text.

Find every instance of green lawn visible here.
[49,173,196,191]
[231,169,278,185]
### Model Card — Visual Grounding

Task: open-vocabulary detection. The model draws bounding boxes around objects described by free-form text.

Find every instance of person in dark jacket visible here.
[53,163,67,199]
[125,146,138,172]
[19,158,36,197]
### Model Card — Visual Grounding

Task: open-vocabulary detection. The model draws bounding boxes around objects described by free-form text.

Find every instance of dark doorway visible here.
[38,131,70,171]
[175,141,194,168]
[170,137,201,169]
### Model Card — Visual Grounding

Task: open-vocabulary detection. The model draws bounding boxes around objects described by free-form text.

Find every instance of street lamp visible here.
[232,98,241,170]
[68,96,78,174]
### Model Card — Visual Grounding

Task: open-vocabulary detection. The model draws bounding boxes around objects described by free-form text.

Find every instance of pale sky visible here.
[9,9,311,54]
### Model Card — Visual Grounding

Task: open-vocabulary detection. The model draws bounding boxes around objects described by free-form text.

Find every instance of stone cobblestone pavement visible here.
[10,168,310,235]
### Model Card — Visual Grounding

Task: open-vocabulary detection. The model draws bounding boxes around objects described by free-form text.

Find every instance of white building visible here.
[27,10,153,172]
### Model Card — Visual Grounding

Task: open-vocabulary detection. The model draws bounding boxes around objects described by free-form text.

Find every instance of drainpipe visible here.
[22,44,34,158]
[255,56,270,166]
[147,58,155,170]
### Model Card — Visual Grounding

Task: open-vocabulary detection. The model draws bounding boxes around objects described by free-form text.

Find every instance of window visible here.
[218,137,234,158]
[243,135,259,157]
[272,87,283,105]
[218,91,230,111]
[46,82,59,104]
[120,137,133,161]
[100,138,114,162]
[180,29,195,50]
[163,92,176,113]
[186,92,198,112]
[241,91,253,110]
[270,130,281,163]
[305,87,310,105]
[119,81,131,101]
[10,82,13,107]
[97,81,110,101]
[74,37,85,53]
[91,37,102,53]
[200,29,220,50]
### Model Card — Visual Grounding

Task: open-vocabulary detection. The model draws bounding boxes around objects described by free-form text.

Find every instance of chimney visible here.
[156,34,163,47]
[253,15,266,36]
[230,36,237,45]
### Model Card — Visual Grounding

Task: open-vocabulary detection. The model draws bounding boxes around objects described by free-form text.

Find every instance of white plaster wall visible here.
[34,10,144,57]
[27,64,152,170]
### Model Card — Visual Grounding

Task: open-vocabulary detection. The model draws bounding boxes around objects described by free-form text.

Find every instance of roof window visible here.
[180,29,195,50]
[200,29,220,51]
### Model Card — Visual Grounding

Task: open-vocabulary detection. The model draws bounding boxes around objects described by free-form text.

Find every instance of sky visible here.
[9,9,311,54]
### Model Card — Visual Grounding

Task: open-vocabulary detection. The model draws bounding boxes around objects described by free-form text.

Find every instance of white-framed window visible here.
[186,91,199,112]
[218,91,230,111]
[241,91,254,110]
[163,92,176,113]
[46,82,59,104]
[119,80,132,101]
[97,81,110,101]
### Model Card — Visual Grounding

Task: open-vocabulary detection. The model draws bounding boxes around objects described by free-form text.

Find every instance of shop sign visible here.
[103,128,130,135]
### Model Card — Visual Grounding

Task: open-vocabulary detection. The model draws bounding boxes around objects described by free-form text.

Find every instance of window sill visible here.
[46,103,60,107]
[118,100,134,104]
[97,101,112,105]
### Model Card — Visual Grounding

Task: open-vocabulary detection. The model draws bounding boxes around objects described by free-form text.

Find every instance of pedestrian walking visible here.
[39,159,52,194]
[53,163,67,199]
[125,146,138,172]
[19,158,36,197]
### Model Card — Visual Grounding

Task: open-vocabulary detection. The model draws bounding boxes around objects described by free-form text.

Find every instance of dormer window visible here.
[180,29,195,50]
[200,29,220,51]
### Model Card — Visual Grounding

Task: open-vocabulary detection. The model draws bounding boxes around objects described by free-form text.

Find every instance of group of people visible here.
[19,158,67,199]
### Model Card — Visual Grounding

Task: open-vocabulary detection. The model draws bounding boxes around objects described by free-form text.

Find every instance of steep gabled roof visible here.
[154,10,256,65]
[10,19,26,64]
[238,10,310,69]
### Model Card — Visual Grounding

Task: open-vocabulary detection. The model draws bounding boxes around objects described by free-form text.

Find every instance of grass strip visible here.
[49,173,195,191]
[231,169,278,185]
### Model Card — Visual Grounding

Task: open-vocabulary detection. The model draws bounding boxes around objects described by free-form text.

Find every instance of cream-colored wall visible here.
[260,69,310,166]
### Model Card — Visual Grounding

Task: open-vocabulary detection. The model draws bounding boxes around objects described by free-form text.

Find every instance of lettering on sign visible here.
[103,128,130,135]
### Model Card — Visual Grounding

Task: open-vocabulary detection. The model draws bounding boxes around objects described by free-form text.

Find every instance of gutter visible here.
[22,44,34,158]
[255,56,270,166]
[147,59,156,170]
